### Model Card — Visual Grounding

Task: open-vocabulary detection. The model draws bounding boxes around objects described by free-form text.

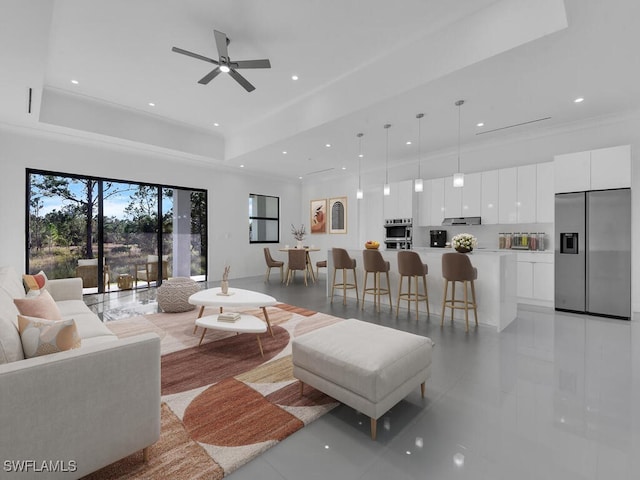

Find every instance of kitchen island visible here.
[326,247,517,332]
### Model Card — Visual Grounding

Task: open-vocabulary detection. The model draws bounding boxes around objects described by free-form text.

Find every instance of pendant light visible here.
[384,124,391,196]
[356,133,364,199]
[453,100,464,188]
[415,113,424,192]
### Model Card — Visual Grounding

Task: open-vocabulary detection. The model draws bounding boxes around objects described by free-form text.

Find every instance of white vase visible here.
[296,240,304,249]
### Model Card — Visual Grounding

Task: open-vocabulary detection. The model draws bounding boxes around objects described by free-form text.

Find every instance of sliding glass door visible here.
[27,170,207,293]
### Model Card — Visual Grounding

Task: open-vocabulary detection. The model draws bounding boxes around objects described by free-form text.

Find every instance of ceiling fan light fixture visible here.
[219,65,231,73]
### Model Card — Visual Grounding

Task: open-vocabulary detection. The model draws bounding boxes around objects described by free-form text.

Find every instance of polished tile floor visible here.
[88,273,640,480]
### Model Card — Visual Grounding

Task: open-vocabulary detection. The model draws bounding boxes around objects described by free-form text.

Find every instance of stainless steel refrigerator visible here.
[555,189,631,319]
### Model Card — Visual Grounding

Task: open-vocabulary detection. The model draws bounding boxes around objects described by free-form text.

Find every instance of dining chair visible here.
[286,249,308,286]
[263,247,284,282]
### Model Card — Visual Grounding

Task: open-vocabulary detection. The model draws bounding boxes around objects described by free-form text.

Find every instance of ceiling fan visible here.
[172,29,271,92]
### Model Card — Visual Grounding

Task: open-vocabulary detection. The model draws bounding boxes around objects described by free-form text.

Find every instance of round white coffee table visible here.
[195,314,268,356]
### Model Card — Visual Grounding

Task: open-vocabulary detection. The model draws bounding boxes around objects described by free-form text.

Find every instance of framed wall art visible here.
[329,196,347,234]
[310,198,327,234]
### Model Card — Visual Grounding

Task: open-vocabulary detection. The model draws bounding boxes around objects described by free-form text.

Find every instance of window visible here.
[249,194,279,243]
[26,169,208,293]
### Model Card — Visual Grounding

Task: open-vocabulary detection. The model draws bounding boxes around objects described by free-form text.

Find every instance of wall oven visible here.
[384,218,412,250]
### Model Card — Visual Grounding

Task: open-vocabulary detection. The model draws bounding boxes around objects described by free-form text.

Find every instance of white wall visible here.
[302,112,640,314]
[0,125,301,281]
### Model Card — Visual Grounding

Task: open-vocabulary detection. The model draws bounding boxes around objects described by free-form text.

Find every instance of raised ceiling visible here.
[2,0,640,180]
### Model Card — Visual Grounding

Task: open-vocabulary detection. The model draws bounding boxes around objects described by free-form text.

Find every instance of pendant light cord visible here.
[384,124,391,184]
[456,100,464,173]
[416,113,423,178]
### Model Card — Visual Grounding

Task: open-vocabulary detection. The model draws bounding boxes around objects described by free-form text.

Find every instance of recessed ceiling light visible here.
[325,143,331,148]
[282,151,287,155]
[358,154,364,158]
[341,166,346,170]
[148,102,155,107]
[406,141,412,145]
[298,176,302,180]
[291,75,299,81]
[71,79,79,85]
[477,122,484,127]
[574,97,584,103]
[213,122,220,127]
[239,164,245,168]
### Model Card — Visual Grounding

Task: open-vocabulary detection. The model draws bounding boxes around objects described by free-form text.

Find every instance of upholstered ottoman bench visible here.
[292,318,433,440]
[157,277,200,313]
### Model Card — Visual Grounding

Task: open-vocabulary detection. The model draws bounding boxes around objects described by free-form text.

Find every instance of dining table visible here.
[279,246,321,283]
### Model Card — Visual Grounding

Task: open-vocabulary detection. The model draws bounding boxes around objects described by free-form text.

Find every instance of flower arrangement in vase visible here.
[451,233,477,253]
[291,224,306,248]
[220,265,230,294]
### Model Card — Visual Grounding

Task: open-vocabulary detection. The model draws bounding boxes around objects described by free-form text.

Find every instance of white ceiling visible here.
[3,0,640,180]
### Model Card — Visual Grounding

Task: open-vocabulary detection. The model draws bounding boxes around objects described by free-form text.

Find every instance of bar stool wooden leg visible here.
[413,275,419,320]
[470,279,478,325]
[396,275,403,318]
[422,274,430,315]
[353,269,359,301]
[385,271,392,310]
[330,268,338,302]
[450,281,456,322]
[361,271,368,309]
[342,268,347,305]
[463,280,469,332]
[441,279,448,326]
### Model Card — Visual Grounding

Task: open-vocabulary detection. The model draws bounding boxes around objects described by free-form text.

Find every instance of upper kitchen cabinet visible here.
[554,145,630,193]
[430,177,445,226]
[444,176,462,218]
[536,162,554,223]
[481,170,499,224]
[516,164,536,223]
[362,186,384,241]
[590,145,631,190]
[499,167,518,223]
[554,151,590,193]
[417,180,431,227]
[461,173,482,217]
[383,180,413,219]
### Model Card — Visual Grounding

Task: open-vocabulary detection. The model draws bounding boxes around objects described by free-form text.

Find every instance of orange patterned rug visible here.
[83,304,343,479]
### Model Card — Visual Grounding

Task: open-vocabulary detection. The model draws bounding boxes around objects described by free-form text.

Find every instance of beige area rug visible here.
[82,304,343,479]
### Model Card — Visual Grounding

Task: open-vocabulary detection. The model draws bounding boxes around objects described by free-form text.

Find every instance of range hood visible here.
[442,216,482,226]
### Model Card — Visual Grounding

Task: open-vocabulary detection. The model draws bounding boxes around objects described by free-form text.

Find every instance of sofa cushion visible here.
[0,314,24,364]
[14,290,63,321]
[17,315,81,358]
[0,266,27,302]
[56,300,116,339]
[22,271,48,296]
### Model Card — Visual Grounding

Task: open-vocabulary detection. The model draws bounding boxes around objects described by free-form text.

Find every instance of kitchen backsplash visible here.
[414,223,554,251]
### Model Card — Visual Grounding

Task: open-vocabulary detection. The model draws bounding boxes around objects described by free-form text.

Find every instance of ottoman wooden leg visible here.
[299,380,304,396]
[370,417,377,441]
[143,446,150,462]
[421,381,426,398]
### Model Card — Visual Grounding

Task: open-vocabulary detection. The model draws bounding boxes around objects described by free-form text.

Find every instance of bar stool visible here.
[330,248,359,304]
[396,250,429,320]
[362,249,392,312]
[441,252,478,332]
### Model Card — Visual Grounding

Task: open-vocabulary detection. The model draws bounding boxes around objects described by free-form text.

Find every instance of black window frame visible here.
[249,193,280,244]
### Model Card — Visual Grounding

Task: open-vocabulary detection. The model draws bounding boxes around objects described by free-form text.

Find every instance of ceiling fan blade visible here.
[234,59,271,69]
[214,29,229,61]
[171,47,218,65]
[228,68,255,92]
[198,67,221,85]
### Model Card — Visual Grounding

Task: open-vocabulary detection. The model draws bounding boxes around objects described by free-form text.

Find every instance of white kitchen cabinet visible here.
[461,172,482,217]
[590,145,631,189]
[417,180,431,226]
[517,260,534,298]
[536,162,554,223]
[517,252,554,305]
[362,186,384,242]
[516,165,537,223]
[397,180,414,218]
[499,167,518,223]
[554,151,591,193]
[430,177,445,226]
[533,262,554,301]
[481,170,499,224]
[444,176,462,218]
[383,180,413,219]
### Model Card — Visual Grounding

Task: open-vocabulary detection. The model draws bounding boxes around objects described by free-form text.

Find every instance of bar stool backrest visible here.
[398,251,427,276]
[363,249,389,272]
[333,248,356,269]
[442,253,476,281]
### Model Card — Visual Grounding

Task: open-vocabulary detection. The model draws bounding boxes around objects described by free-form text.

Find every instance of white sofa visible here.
[0,266,161,479]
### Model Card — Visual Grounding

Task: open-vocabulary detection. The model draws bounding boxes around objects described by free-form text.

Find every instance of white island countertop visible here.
[326,247,517,332]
